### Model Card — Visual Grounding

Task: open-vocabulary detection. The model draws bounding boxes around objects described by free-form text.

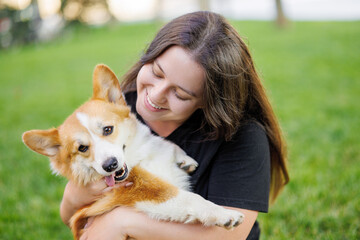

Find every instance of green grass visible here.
[0,21,359,239]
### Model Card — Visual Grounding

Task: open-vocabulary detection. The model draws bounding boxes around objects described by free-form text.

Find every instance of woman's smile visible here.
[145,90,167,112]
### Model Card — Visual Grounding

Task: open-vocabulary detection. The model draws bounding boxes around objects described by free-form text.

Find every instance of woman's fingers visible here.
[79,230,88,240]
[88,179,108,193]
[84,217,95,229]
[115,181,133,188]
[102,181,133,193]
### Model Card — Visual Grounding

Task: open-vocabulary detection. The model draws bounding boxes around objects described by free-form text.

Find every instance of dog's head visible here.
[22,65,133,186]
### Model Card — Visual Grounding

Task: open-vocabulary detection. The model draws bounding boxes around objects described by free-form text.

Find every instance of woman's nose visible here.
[150,82,168,104]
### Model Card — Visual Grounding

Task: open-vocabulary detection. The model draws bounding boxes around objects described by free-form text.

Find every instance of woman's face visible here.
[136,46,205,129]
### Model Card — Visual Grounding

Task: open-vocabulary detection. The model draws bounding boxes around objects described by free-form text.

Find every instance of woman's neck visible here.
[144,120,182,138]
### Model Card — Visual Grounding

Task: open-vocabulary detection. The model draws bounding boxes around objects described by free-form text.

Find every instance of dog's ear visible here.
[92,64,127,105]
[22,128,60,157]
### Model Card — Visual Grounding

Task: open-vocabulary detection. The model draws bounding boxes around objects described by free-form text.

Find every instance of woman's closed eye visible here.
[152,65,163,78]
[173,89,190,101]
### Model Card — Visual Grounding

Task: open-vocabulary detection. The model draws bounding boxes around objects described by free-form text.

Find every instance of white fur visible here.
[71,155,99,185]
[125,118,195,190]
[136,190,244,227]
[76,112,126,176]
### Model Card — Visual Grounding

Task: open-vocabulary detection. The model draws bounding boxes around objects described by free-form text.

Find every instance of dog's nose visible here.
[102,157,118,172]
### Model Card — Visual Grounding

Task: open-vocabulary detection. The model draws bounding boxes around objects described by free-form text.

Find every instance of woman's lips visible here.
[144,92,166,112]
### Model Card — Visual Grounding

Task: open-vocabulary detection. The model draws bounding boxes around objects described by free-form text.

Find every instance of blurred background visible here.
[1,0,359,49]
[0,0,359,239]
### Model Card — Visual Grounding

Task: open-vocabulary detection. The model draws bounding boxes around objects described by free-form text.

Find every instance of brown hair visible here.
[121,11,289,203]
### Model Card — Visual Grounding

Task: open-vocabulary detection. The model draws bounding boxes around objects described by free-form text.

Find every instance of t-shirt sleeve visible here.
[207,122,271,212]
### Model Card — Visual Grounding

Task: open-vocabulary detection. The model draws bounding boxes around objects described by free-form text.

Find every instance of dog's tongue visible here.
[105,173,115,187]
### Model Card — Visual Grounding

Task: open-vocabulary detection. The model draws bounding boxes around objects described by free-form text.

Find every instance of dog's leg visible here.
[173,146,198,173]
[135,189,244,230]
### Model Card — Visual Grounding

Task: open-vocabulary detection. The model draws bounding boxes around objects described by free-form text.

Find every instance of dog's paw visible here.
[216,209,244,230]
[204,208,244,230]
[176,156,198,173]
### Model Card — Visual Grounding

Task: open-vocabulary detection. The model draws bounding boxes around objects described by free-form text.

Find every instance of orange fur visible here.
[22,128,60,157]
[70,166,179,239]
[92,64,127,106]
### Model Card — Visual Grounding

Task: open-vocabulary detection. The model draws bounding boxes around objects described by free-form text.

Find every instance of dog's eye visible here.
[103,126,113,136]
[123,144,126,151]
[78,145,89,153]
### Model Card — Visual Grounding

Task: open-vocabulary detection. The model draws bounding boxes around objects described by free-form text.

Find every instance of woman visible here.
[60,11,289,240]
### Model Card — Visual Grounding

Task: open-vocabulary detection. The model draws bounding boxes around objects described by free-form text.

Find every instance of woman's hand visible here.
[60,179,109,225]
[80,207,139,240]
[67,179,114,208]
[60,179,132,226]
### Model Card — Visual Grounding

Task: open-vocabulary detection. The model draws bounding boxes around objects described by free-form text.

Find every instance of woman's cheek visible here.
[137,65,152,86]
[171,102,197,118]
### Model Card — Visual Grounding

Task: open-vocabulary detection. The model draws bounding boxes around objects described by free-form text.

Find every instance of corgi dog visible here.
[22,64,244,239]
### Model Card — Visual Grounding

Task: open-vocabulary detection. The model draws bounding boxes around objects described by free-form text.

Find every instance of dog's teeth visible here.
[114,164,128,182]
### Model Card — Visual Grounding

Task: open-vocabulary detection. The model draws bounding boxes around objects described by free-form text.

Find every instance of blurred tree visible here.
[275,0,288,28]
[61,0,111,24]
[0,1,41,49]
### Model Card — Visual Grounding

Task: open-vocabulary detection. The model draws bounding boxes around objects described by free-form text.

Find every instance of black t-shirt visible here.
[125,91,270,240]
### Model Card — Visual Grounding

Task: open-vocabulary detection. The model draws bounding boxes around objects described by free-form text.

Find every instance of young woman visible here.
[60,11,289,240]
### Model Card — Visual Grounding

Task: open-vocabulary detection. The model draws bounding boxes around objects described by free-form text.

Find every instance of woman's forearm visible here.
[60,195,77,226]
[125,207,258,240]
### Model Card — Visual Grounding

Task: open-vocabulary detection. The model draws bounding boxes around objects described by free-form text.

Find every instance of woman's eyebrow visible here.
[154,60,197,97]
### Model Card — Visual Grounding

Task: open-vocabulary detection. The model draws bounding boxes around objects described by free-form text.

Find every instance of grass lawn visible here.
[0,20,359,239]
